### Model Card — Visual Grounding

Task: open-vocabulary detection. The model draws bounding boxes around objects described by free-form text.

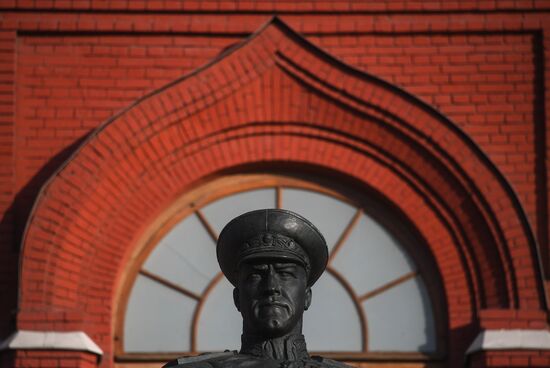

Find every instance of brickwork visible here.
[0,28,17,344]
[14,31,541,242]
[469,350,550,367]
[4,350,98,368]
[1,0,550,12]
[1,2,549,368]
[14,33,238,242]
[317,33,538,230]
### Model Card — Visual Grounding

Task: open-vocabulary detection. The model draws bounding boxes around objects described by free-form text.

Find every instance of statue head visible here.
[216,209,328,339]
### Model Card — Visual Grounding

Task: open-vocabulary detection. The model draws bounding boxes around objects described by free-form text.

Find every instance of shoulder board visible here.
[163,352,236,367]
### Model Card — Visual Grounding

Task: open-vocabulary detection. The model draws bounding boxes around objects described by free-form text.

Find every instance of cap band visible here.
[237,232,311,273]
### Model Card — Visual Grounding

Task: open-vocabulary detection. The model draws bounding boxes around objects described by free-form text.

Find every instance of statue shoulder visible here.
[311,356,355,368]
[163,351,237,367]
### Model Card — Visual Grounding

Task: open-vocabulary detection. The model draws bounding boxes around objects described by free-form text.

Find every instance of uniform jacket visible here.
[163,334,351,368]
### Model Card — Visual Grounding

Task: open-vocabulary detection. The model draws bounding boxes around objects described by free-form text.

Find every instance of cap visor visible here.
[239,250,306,267]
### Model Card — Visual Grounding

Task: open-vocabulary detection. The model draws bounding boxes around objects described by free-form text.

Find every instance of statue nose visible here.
[264,268,281,294]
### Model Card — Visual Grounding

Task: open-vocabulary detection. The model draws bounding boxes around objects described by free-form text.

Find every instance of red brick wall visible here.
[469,350,550,367]
[0,28,16,346]
[319,32,538,222]
[14,31,540,234]
[7,350,98,368]
[1,1,549,367]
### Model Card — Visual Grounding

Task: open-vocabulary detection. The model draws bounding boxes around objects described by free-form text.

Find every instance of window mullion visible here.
[328,208,362,264]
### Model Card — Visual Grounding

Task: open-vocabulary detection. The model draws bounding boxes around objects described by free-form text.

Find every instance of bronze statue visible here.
[164,209,352,367]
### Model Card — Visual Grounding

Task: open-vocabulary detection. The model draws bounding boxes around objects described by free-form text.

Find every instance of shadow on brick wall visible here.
[0,132,91,341]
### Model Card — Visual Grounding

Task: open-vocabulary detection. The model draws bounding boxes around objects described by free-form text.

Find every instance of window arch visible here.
[116,173,446,365]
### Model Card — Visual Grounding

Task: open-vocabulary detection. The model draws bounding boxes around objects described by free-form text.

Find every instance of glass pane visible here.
[197,277,242,351]
[143,214,219,295]
[362,277,436,352]
[303,272,362,351]
[124,275,197,352]
[332,213,416,296]
[281,188,356,252]
[201,189,276,234]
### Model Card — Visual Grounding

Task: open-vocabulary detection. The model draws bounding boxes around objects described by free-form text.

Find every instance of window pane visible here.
[124,275,197,352]
[362,277,436,352]
[303,272,362,352]
[201,189,276,234]
[282,188,356,252]
[143,214,218,295]
[197,277,242,351]
[332,213,416,296]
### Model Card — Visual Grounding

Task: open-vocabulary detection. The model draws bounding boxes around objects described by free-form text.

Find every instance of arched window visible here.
[116,174,446,366]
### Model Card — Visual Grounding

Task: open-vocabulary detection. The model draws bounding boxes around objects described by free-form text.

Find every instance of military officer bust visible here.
[164,209,352,368]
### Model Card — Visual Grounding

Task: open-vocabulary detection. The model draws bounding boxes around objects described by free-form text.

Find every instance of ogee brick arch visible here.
[18,17,545,365]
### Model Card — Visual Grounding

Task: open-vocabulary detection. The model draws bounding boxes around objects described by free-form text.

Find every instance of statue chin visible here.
[250,306,298,338]
[258,318,289,337]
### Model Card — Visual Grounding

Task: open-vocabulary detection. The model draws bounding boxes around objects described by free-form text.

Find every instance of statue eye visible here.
[279,271,295,279]
[247,272,262,281]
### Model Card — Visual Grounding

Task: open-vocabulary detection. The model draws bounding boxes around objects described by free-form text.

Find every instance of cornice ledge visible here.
[466,329,550,354]
[0,330,103,356]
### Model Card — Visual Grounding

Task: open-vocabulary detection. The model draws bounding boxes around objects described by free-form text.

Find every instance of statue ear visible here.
[304,287,312,310]
[233,288,240,311]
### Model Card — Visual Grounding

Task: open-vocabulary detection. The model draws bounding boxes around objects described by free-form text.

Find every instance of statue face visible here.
[234,260,312,338]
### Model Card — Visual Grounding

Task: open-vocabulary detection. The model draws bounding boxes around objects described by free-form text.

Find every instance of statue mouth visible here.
[258,299,290,311]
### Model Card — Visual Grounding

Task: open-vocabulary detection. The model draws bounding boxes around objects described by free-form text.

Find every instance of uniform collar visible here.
[240,333,309,361]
